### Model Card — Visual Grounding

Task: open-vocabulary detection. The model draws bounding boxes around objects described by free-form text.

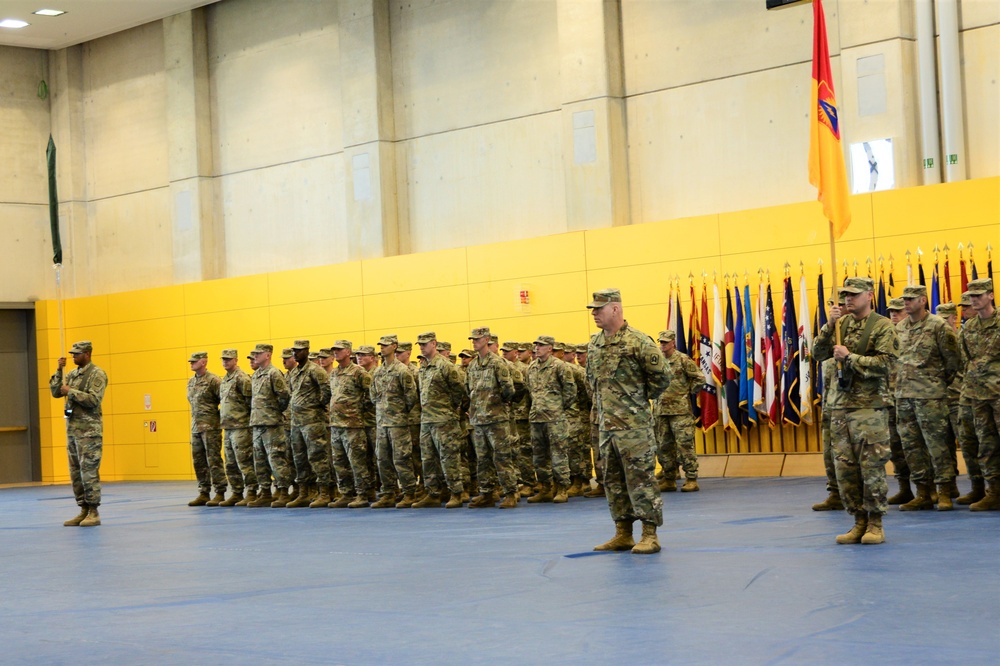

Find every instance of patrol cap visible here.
[252,343,273,354]
[378,334,398,346]
[555,341,569,352]
[519,342,532,351]
[281,348,294,359]
[221,349,238,359]
[902,285,927,299]
[562,345,576,355]
[437,341,452,353]
[291,339,310,350]
[967,278,993,295]
[356,345,376,355]
[331,340,352,350]
[416,331,436,344]
[245,351,255,360]
[960,292,972,307]
[308,352,319,361]
[534,335,555,346]
[500,341,519,352]
[449,353,457,362]
[458,349,474,358]
[575,344,588,354]
[396,342,413,352]
[658,330,677,343]
[188,351,208,362]
[936,303,957,317]
[839,277,875,294]
[416,353,427,360]
[887,298,905,311]
[469,326,490,340]
[69,340,93,354]
[317,348,332,358]
[587,288,622,309]
[489,334,498,345]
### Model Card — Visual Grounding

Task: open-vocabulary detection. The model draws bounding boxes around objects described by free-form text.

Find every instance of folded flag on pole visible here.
[764,281,781,424]
[699,285,718,431]
[876,271,888,317]
[712,283,727,430]
[753,284,766,419]
[47,136,62,265]
[797,274,814,424]
[781,275,801,426]
[808,0,851,240]
[725,285,743,434]
[931,266,940,313]
[815,270,827,406]
[741,282,756,427]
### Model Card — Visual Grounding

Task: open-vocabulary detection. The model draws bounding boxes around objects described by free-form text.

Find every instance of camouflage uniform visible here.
[371,350,419,496]
[813,290,899,517]
[250,349,294,491]
[587,318,672,527]
[513,347,534,484]
[287,343,334,488]
[885,350,909,485]
[894,309,961,486]
[653,349,702,481]
[358,349,379,492]
[566,359,593,482]
[187,356,226,495]
[466,334,518,498]
[959,281,1000,489]
[526,340,577,489]
[399,345,425,484]
[219,353,256,494]
[453,358,476,492]
[49,342,107,508]
[418,337,468,496]
[329,353,373,498]
[819,358,840,494]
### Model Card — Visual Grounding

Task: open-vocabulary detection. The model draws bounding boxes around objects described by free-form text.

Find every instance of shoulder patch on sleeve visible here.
[649,353,660,365]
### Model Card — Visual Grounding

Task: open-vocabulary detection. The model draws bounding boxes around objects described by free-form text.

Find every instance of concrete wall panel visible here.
[961,25,1000,179]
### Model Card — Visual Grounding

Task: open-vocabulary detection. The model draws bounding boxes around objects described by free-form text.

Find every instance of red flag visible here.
[943,258,952,302]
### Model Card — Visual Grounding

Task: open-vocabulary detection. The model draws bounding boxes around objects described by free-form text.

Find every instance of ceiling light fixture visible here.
[0,19,30,28]
[33,9,66,17]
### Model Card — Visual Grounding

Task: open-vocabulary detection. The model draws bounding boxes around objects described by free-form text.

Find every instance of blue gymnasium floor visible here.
[1,477,997,665]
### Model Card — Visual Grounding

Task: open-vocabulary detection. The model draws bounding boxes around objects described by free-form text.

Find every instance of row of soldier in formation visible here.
[184,325,704,512]
[809,277,999,545]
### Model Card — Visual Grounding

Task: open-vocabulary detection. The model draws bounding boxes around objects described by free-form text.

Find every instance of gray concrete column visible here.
[164,9,222,282]
[339,0,400,258]
[557,0,630,230]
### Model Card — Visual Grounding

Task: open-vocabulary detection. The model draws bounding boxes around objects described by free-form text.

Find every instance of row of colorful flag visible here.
[664,244,993,434]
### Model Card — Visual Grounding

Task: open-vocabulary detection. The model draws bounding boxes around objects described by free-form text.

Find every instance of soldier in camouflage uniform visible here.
[894,286,962,511]
[395,342,425,492]
[814,277,899,545]
[247,345,294,507]
[960,279,1000,511]
[441,340,473,500]
[413,332,468,508]
[882,298,913,505]
[814,294,849,511]
[503,341,535,494]
[279,348,298,498]
[654,331,703,493]
[217,349,256,506]
[328,341,374,508]
[370,334,419,508]
[587,289,672,554]
[578,342,606,498]
[357,345,380,501]
[562,345,593,497]
[186,351,226,506]
[466,327,519,508]
[51,340,108,527]
[489,336,527,498]
[286,340,334,508]
[526,335,577,504]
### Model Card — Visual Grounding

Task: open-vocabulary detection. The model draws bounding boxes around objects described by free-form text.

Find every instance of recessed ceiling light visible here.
[33,9,66,17]
[0,19,30,28]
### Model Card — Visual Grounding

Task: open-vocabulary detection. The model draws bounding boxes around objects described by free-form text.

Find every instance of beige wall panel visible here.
[959,0,1000,30]
[0,204,55,302]
[397,113,567,254]
[83,22,168,200]
[961,26,1000,179]
[219,155,349,277]
[208,0,342,175]
[88,189,174,294]
[838,0,913,47]
[0,46,49,204]
[627,62,820,223]
[391,0,559,139]
[621,0,820,95]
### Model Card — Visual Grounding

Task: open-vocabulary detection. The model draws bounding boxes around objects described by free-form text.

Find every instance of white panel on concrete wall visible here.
[83,22,169,201]
[398,113,567,254]
[856,53,887,117]
[626,61,819,223]
[392,0,560,139]
[0,46,50,205]
[961,25,1000,179]
[208,0,342,175]
[220,154,348,277]
[88,188,173,294]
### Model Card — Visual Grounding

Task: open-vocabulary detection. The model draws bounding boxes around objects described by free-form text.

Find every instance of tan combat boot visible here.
[206,491,226,507]
[64,504,89,526]
[936,483,954,511]
[861,513,885,544]
[527,483,554,503]
[566,478,584,497]
[79,506,101,527]
[247,487,273,507]
[518,483,534,497]
[445,493,463,509]
[286,485,299,502]
[468,491,497,508]
[887,479,914,505]
[552,484,569,504]
[632,522,661,554]
[681,478,700,492]
[329,493,354,508]
[812,491,844,511]
[220,491,243,507]
[235,489,256,507]
[659,477,677,492]
[411,493,441,508]
[594,520,635,552]
[956,478,985,505]
[371,493,397,509]
[835,513,868,544]
[899,482,934,511]
[394,493,415,508]
[286,483,313,508]
[498,493,518,509]
[309,486,332,508]
[270,488,290,508]
[187,492,210,507]
[969,481,1000,512]
[584,482,605,498]
[347,494,370,508]
[946,479,960,498]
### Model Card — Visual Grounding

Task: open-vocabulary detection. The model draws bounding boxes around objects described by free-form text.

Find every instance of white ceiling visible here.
[0,1,218,50]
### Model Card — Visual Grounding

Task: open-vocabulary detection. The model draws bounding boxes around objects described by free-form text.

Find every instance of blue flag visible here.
[876,273,887,317]
[931,266,940,313]
[781,276,801,425]
[740,283,755,426]
[727,286,743,431]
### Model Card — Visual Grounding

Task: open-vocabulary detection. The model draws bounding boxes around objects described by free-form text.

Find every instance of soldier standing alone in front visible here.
[587,289,672,554]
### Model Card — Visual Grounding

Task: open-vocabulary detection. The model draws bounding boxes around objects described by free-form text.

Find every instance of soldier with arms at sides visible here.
[654,330,703,493]
[186,351,225,506]
[218,349,257,507]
